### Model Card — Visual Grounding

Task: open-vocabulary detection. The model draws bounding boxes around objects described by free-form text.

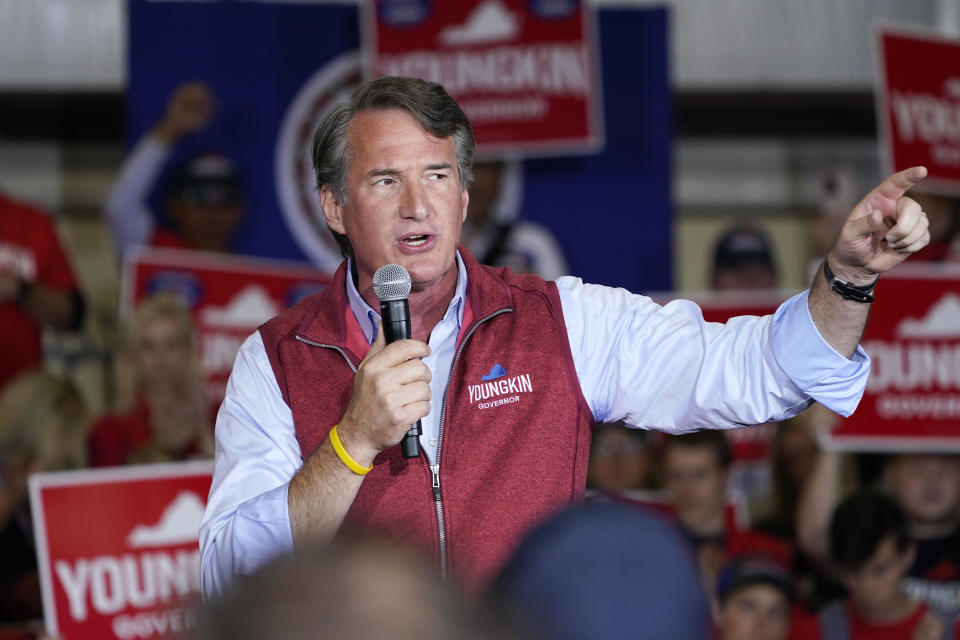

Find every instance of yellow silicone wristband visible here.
[329,425,373,476]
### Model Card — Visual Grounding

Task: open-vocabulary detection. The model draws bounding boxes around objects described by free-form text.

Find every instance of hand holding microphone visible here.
[335,264,430,466]
[373,264,424,458]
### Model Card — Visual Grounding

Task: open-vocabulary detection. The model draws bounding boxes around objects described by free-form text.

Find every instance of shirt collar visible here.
[345,251,468,345]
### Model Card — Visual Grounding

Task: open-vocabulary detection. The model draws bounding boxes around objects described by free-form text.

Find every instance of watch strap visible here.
[823,261,877,304]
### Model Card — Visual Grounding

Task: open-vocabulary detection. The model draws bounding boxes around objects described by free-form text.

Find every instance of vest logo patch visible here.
[469,365,534,410]
[481,363,507,381]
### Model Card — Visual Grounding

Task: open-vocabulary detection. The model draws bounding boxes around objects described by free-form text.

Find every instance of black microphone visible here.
[372,264,421,459]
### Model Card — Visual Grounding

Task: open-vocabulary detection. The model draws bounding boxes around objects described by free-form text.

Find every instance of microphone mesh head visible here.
[372,264,411,301]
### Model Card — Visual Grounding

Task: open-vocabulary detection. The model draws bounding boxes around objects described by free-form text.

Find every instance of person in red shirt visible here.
[104,82,245,256]
[806,492,960,640]
[88,294,213,466]
[661,431,794,596]
[0,370,89,624]
[797,406,960,618]
[0,191,84,391]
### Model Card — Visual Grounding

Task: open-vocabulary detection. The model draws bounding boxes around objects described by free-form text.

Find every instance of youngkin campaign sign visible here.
[29,462,213,640]
[366,0,603,155]
[827,264,960,451]
[877,28,960,191]
[129,1,670,293]
[120,248,330,405]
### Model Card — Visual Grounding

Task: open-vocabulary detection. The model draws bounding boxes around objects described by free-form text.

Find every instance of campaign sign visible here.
[29,462,214,640]
[877,28,960,190]
[366,0,603,155]
[828,264,960,451]
[120,248,330,404]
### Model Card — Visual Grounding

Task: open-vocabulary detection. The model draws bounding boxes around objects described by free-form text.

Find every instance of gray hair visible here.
[311,77,475,259]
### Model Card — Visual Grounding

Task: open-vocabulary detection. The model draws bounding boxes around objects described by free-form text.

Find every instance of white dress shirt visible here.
[199,254,869,599]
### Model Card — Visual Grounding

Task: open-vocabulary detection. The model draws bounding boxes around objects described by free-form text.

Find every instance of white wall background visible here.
[0,0,956,90]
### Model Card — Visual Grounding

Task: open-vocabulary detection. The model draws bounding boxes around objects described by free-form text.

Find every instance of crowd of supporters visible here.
[0,81,959,639]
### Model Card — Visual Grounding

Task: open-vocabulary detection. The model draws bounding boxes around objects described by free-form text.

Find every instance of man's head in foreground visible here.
[312,77,474,294]
[198,537,511,640]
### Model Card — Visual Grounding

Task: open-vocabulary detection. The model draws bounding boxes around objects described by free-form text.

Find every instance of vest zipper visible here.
[294,335,359,373]
[297,306,512,582]
[433,307,511,581]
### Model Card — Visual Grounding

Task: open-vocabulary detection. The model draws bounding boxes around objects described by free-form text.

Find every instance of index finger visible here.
[874,166,927,201]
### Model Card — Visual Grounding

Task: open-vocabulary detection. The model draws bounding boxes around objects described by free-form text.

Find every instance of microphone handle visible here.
[380,299,421,459]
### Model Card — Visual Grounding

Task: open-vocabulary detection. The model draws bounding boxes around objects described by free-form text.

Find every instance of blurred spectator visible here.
[0,190,84,392]
[797,412,960,617]
[811,176,960,272]
[586,422,654,491]
[809,166,861,280]
[756,418,819,540]
[88,294,213,466]
[756,414,847,612]
[0,370,88,623]
[461,160,569,279]
[661,431,792,594]
[812,491,959,639]
[885,454,960,616]
[198,536,512,640]
[493,501,710,640]
[909,189,960,263]
[711,226,778,291]
[715,554,794,640]
[105,82,245,256]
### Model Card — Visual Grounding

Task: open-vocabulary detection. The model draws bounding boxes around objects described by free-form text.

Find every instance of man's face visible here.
[885,454,960,527]
[321,109,468,294]
[662,445,728,534]
[839,535,915,616]
[587,428,650,490]
[167,200,243,253]
[717,584,790,640]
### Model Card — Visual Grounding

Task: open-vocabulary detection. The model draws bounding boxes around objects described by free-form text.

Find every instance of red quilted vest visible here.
[259,249,595,592]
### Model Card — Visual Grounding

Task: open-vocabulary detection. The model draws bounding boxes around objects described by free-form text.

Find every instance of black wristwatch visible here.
[823,261,878,304]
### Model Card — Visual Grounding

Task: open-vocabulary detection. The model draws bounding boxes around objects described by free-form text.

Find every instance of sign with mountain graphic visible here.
[827,264,960,451]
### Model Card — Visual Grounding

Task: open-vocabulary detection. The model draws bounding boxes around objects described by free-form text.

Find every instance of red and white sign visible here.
[877,28,960,191]
[366,0,604,155]
[828,264,960,451]
[121,248,330,405]
[29,462,214,640]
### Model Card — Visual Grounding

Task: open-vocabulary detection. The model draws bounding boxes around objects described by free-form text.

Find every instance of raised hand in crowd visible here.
[152,81,217,144]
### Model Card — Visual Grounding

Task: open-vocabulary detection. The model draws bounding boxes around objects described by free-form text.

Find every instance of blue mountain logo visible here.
[481,363,507,381]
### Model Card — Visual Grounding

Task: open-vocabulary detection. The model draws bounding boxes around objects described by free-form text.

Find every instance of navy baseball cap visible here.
[716,554,795,603]
[713,227,774,270]
[170,153,243,207]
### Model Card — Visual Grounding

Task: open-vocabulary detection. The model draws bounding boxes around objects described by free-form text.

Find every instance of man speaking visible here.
[199,77,930,597]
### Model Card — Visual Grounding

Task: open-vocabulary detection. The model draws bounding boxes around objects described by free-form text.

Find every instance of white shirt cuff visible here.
[770,290,870,417]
